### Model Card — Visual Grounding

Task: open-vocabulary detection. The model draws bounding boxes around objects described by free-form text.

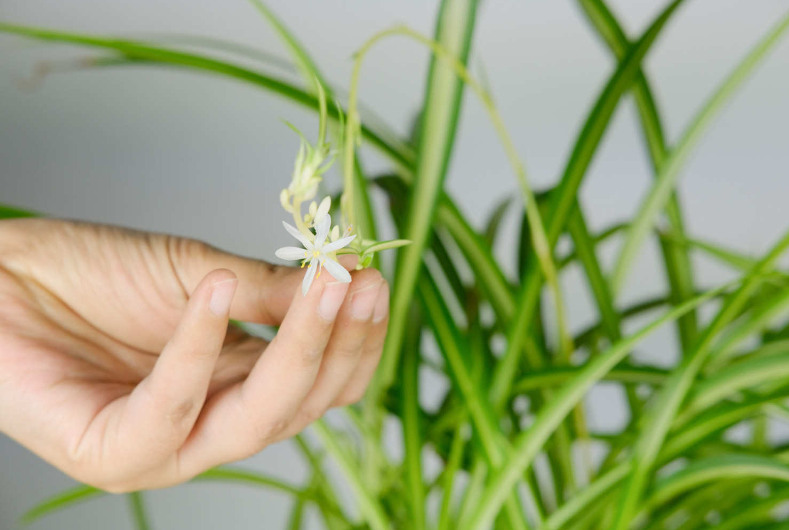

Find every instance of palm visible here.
[0,222,263,476]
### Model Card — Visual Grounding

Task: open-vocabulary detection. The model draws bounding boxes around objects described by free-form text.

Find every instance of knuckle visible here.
[301,406,326,425]
[332,345,361,360]
[164,235,209,292]
[340,387,367,406]
[264,417,290,441]
[271,335,324,366]
[300,346,324,364]
[166,398,196,426]
[244,417,289,455]
[169,236,210,263]
[364,336,387,359]
[348,388,367,404]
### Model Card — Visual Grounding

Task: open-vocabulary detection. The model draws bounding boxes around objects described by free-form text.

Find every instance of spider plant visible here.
[3,1,789,529]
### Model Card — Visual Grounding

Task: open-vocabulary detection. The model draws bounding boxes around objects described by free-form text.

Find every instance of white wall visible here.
[1,1,788,528]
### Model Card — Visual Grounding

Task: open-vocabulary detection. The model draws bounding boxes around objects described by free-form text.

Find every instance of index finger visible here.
[174,265,350,476]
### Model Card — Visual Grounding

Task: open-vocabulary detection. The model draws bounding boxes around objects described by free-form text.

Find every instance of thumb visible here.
[170,239,358,326]
[170,239,303,325]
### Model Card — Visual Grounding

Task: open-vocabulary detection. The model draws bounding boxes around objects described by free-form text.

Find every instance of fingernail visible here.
[209,279,237,316]
[351,281,382,321]
[373,282,390,323]
[318,282,349,322]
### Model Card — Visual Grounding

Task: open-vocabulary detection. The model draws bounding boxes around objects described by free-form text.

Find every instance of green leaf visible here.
[707,485,789,530]
[402,307,426,530]
[0,22,413,173]
[463,278,735,530]
[419,267,534,530]
[128,492,151,530]
[21,485,103,524]
[514,365,668,393]
[679,351,789,422]
[707,288,789,369]
[286,498,305,530]
[662,387,788,459]
[244,0,324,92]
[568,203,641,439]
[291,436,352,530]
[437,420,468,530]
[0,204,38,219]
[137,33,294,73]
[577,0,698,351]
[361,239,412,255]
[374,0,479,399]
[193,467,305,497]
[436,199,514,324]
[567,204,621,342]
[642,454,789,513]
[566,202,636,437]
[22,467,310,526]
[543,386,789,530]
[491,0,687,407]
[483,197,513,246]
[542,465,630,530]
[611,10,789,295]
[612,227,789,530]
[456,462,487,524]
[662,231,757,272]
[311,420,389,530]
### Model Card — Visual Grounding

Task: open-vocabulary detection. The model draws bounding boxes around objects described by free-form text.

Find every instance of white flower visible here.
[304,196,331,226]
[275,214,356,295]
[313,196,331,226]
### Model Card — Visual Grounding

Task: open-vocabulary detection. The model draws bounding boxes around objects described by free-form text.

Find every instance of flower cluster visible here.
[274,82,409,295]
[276,198,356,295]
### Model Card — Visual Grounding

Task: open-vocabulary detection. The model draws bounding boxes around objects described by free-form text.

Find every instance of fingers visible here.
[112,269,237,472]
[332,282,389,407]
[174,268,350,476]
[277,270,386,440]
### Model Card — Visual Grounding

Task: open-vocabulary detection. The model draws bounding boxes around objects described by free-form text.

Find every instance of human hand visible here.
[0,219,388,492]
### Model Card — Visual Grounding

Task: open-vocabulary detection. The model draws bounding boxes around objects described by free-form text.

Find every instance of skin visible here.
[0,218,389,493]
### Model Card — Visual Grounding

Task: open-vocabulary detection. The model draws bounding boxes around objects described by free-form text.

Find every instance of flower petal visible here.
[303,184,318,202]
[275,247,309,261]
[283,221,313,250]
[315,214,331,247]
[321,234,357,253]
[314,196,331,226]
[322,257,352,283]
[302,259,318,296]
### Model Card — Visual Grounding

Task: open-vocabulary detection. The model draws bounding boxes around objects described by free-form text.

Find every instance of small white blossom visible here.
[275,214,356,295]
[313,196,331,226]
[304,196,331,226]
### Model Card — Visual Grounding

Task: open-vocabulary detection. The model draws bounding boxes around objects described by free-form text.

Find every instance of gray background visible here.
[1,0,788,528]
